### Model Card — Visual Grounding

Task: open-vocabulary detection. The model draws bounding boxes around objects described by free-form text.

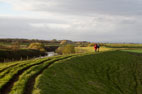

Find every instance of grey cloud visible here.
[1,0,142,43]
[29,0,142,16]
[0,16,142,43]
[0,17,64,38]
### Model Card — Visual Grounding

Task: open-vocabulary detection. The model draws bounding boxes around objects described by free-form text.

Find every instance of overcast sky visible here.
[0,0,142,43]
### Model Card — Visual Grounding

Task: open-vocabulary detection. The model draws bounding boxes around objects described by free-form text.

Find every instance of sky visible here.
[0,0,142,43]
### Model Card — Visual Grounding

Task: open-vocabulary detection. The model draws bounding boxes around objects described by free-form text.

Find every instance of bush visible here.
[56,44,75,55]
[88,43,95,47]
[11,41,20,50]
[60,40,67,45]
[0,45,10,50]
[56,47,64,55]
[28,43,45,51]
[0,49,47,62]
[63,44,75,54]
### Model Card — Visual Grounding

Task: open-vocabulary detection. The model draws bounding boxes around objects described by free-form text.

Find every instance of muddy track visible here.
[128,52,142,57]
[24,56,73,94]
[133,62,138,94]
[0,59,50,94]
[0,70,10,79]
[0,64,27,79]
[0,63,18,73]
[106,66,124,94]
[128,52,141,94]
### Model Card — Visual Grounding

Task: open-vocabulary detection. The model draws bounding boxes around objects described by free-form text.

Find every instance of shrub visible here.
[0,45,10,50]
[55,47,64,55]
[60,40,67,45]
[11,41,20,50]
[28,43,45,51]
[88,43,95,47]
[62,44,75,54]
[0,49,47,62]
[56,44,75,55]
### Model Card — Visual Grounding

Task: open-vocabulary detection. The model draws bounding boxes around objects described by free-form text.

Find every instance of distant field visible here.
[75,46,142,53]
[75,46,113,53]
[104,43,142,48]
[122,49,142,53]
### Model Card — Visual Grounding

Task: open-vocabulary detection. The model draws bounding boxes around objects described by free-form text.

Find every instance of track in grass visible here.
[24,61,54,94]
[0,59,49,94]
[128,52,142,57]
[33,51,142,94]
[24,56,73,94]
[0,64,28,79]
[0,63,19,73]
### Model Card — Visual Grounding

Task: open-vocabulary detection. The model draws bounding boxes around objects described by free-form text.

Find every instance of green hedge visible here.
[0,49,47,62]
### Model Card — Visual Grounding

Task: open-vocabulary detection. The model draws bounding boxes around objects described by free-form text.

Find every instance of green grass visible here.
[33,51,142,94]
[75,46,113,53]
[104,43,142,48]
[0,58,41,71]
[122,49,142,53]
[10,55,75,94]
[0,50,142,94]
[0,58,48,89]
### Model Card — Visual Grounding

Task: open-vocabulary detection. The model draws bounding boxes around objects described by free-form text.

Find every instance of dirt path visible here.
[0,64,27,79]
[0,59,49,94]
[128,52,142,57]
[24,56,73,94]
[0,63,18,73]
[24,61,54,94]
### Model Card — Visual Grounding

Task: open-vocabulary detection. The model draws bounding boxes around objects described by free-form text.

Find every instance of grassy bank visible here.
[122,49,142,53]
[34,51,142,94]
[103,43,142,48]
[75,46,113,53]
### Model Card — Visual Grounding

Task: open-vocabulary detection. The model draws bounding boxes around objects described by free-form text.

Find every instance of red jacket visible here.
[94,44,97,49]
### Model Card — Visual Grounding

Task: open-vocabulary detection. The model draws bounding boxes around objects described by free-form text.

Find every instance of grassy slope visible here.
[122,49,142,53]
[10,55,74,94]
[0,59,39,70]
[34,51,142,94]
[0,58,48,89]
[75,46,113,53]
[104,43,142,48]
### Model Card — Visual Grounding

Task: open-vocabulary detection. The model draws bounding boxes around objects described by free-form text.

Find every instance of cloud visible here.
[1,0,142,16]
[0,15,141,43]
[0,0,142,43]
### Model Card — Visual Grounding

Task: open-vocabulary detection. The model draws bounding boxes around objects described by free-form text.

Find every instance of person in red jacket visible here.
[94,44,97,52]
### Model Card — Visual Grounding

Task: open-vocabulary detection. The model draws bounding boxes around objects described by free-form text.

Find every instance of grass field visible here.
[104,43,142,48]
[0,50,142,94]
[75,46,113,53]
[122,49,142,53]
[33,51,142,94]
[0,54,76,94]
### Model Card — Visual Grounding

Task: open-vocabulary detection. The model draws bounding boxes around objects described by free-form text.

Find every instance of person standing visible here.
[94,44,97,52]
[97,44,100,52]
